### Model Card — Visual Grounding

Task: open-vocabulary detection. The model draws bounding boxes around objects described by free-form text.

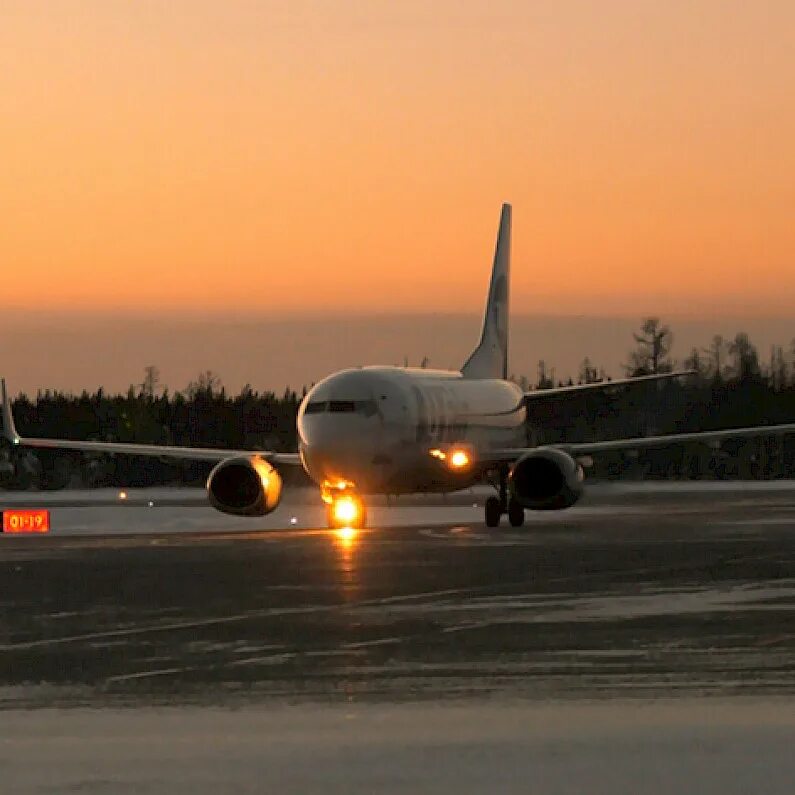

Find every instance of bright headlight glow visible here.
[430,447,472,470]
[449,450,470,469]
[333,496,359,526]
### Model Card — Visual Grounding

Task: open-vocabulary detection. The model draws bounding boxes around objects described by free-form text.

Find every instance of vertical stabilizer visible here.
[0,378,21,444]
[461,203,511,379]
[1,379,21,445]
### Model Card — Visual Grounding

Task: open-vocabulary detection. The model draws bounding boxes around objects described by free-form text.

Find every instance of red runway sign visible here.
[2,509,51,533]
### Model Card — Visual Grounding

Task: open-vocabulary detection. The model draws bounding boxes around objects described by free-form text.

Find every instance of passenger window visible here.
[304,401,327,414]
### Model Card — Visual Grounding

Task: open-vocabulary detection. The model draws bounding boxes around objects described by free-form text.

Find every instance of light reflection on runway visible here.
[5,481,795,538]
[2,483,795,793]
[2,481,795,709]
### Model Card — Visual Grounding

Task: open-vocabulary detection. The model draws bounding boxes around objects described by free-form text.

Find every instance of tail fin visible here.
[1,379,21,445]
[461,203,511,379]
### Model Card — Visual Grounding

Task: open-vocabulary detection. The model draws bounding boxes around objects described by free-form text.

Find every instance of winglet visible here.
[1,379,21,445]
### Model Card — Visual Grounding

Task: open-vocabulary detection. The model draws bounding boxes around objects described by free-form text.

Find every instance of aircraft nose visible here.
[300,411,378,454]
[299,413,333,448]
[297,369,388,485]
[298,401,383,488]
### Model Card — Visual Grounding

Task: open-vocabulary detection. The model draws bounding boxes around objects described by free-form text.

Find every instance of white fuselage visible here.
[297,367,525,494]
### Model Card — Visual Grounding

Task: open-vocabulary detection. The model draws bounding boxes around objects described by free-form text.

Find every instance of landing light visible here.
[333,496,360,526]
[429,447,472,470]
[118,490,128,501]
[449,450,470,469]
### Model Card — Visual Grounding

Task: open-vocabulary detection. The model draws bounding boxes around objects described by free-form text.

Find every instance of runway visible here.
[2,481,795,705]
[2,482,795,793]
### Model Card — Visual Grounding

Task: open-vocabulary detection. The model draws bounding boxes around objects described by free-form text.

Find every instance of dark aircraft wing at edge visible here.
[523,370,694,400]
[1,379,302,466]
[483,422,795,466]
[563,422,795,456]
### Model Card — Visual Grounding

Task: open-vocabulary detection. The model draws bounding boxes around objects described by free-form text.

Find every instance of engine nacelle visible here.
[509,447,584,510]
[206,455,283,517]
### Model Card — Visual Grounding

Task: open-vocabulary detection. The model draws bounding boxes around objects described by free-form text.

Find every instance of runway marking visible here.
[105,667,186,683]
[225,653,295,667]
[342,636,405,649]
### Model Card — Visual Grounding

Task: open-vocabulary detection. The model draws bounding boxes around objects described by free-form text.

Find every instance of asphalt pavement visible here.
[2,483,795,794]
[2,482,794,707]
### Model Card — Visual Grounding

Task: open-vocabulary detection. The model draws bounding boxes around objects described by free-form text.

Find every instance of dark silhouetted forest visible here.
[2,376,304,490]
[2,321,795,489]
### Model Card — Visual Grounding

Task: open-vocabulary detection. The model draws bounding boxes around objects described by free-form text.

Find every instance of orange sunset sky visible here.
[2,1,795,393]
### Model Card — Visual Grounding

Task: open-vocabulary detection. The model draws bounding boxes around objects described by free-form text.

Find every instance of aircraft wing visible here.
[478,421,795,467]
[563,422,795,456]
[1,379,301,466]
[524,370,694,400]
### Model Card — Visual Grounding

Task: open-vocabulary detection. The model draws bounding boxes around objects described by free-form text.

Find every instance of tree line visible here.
[514,318,795,388]
[2,319,795,489]
[2,375,304,489]
[523,318,795,480]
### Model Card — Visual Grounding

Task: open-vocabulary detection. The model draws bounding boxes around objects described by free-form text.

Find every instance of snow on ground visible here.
[0,487,489,534]
[2,481,795,536]
[590,479,795,494]
[2,700,794,795]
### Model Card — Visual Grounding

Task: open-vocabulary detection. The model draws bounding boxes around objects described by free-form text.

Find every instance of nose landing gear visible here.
[484,469,525,528]
[327,494,367,529]
[322,482,368,529]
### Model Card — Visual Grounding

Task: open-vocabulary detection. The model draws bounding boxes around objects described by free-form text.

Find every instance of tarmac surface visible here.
[1,481,794,706]
[1,482,795,793]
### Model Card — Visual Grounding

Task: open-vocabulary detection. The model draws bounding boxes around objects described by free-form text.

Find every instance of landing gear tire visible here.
[507,498,525,528]
[485,496,502,528]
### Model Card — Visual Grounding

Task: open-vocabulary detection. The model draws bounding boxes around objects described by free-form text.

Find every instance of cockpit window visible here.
[328,400,356,413]
[307,400,379,416]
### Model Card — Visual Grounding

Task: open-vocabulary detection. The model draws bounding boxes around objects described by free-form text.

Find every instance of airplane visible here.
[4,203,795,529]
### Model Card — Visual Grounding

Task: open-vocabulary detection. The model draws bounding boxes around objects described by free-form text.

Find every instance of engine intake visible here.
[207,455,282,516]
[509,447,584,510]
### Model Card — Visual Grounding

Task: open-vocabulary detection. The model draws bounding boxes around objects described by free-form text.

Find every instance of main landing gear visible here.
[485,469,524,528]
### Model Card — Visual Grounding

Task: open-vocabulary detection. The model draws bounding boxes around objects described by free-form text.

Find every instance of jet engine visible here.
[206,455,283,516]
[509,447,584,510]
